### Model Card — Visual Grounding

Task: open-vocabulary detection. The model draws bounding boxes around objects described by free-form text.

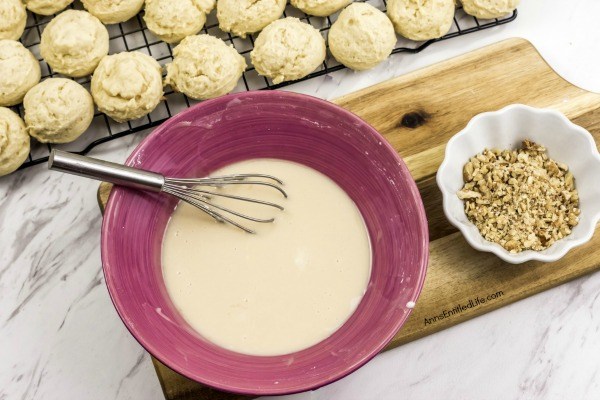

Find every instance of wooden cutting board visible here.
[98,38,600,400]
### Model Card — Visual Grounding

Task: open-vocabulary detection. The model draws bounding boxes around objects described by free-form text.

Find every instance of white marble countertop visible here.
[1,1,599,399]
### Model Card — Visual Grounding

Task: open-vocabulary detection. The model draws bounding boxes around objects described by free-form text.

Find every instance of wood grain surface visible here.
[98,38,600,400]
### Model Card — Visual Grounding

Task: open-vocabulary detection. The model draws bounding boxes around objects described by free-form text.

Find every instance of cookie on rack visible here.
[251,17,326,84]
[0,107,29,176]
[40,10,109,78]
[24,78,94,144]
[217,0,286,38]
[24,0,74,16]
[0,40,41,107]
[461,0,519,19]
[91,51,163,123]
[290,0,352,17]
[387,0,455,41]
[328,3,396,71]
[165,35,246,100]
[0,0,27,41]
[144,0,215,44]
[81,0,145,25]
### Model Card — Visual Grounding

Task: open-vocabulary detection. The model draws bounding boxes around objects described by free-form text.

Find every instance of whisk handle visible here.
[49,150,165,192]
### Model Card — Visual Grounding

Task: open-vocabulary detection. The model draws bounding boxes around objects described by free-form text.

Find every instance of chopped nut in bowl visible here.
[437,105,600,264]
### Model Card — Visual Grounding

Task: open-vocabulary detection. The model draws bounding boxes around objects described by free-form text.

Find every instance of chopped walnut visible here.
[457,140,580,253]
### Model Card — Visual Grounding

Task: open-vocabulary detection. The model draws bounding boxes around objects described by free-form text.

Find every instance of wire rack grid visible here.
[12,0,517,171]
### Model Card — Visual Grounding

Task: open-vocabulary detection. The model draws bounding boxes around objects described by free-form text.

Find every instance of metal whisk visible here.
[49,150,287,233]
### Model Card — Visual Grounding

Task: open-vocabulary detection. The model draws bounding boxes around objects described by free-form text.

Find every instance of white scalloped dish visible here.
[437,104,600,264]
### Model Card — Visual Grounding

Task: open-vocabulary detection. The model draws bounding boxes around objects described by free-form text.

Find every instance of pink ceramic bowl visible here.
[101,91,429,395]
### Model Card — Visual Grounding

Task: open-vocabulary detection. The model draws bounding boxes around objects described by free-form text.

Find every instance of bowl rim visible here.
[437,103,600,264]
[101,91,429,395]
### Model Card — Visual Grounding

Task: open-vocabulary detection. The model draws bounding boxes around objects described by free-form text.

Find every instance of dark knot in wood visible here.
[400,111,430,129]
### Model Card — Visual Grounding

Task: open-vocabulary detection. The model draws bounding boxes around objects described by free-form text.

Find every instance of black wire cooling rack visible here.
[13,0,517,171]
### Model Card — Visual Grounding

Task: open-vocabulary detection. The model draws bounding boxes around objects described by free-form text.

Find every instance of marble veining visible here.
[1,0,600,399]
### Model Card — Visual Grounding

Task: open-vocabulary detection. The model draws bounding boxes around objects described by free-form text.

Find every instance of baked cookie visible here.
[329,3,396,71]
[0,0,27,41]
[251,18,325,84]
[193,0,216,13]
[40,10,109,78]
[0,107,29,176]
[461,0,519,19]
[25,0,74,16]
[144,0,215,44]
[165,35,246,100]
[290,0,351,17]
[24,78,94,143]
[91,51,163,123]
[0,40,41,107]
[217,0,286,38]
[81,0,145,25]
[387,0,455,41]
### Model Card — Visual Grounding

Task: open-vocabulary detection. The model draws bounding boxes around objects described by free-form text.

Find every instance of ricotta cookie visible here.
[0,0,27,41]
[91,51,163,123]
[0,40,41,107]
[461,0,519,19]
[40,10,109,77]
[24,78,95,143]
[250,18,326,84]
[217,0,286,38]
[290,0,351,17]
[387,0,455,41]
[81,0,145,25]
[0,107,29,176]
[25,0,74,16]
[328,3,397,70]
[165,35,246,100]
[144,0,215,44]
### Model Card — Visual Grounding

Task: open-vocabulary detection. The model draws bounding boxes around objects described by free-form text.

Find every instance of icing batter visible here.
[162,159,372,356]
